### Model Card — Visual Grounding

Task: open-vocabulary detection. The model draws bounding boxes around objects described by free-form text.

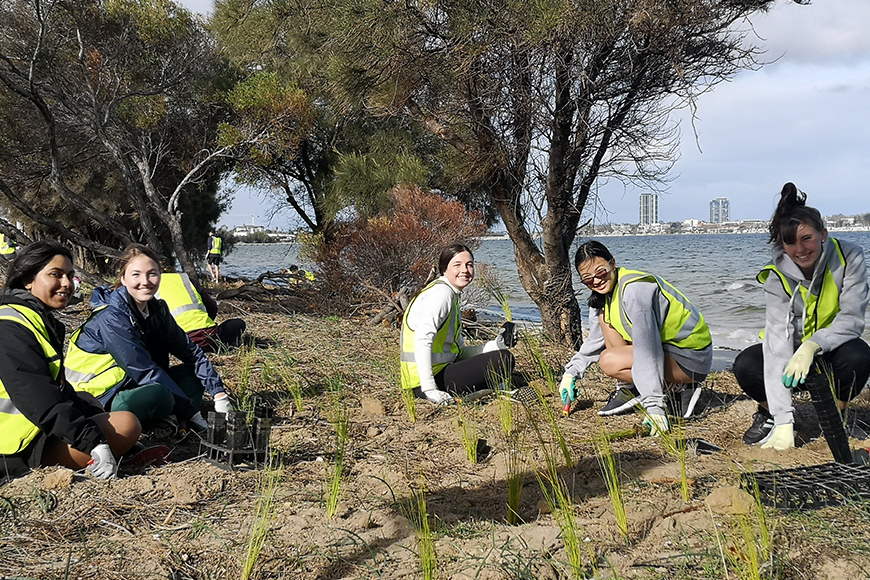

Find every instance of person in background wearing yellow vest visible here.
[64,244,231,437]
[733,183,870,450]
[400,244,517,405]
[157,272,246,352]
[206,231,222,284]
[0,233,16,258]
[0,241,140,480]
[560,241,712,436]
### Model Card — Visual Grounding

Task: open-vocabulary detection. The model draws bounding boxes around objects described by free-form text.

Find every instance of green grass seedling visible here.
[640,407,691,502]
[266,344,306,412]
[535,465,585,578]
[594,424,628,541]
[456,398,479,464]
[403,482,437,580]
[325,373,349,517]
[241,466,281,580]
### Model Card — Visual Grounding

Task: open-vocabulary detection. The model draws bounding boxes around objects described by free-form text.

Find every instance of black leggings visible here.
[413,350,515,398]
[733,338,870,403]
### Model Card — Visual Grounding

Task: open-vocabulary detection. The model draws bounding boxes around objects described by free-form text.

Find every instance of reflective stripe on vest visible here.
[757,237,846,341]
[603,267,712,350]
[399,280,462,390]
[209,237,222,255]
[156,273,216,333]
[64,306,127,398]
[0,304,61,454]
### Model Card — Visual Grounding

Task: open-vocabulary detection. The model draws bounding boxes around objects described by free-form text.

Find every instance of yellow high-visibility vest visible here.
[758,237,846,341]
[0,304,62,454]
[64,306,127,398]
[399,280,462,390]
[156,273,216,333]
[603,267,712,350]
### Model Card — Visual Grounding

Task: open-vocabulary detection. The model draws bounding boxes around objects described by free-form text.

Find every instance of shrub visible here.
[301,184,486,307]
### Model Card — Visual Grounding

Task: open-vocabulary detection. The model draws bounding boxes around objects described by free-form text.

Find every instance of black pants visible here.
[414,350,515,398]
[733,338,870,403]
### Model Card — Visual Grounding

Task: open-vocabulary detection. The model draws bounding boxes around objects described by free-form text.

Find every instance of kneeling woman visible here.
[733,183,870,450]
[400,244,516,405]
[1,241,140,480]
[560,241,712,435]
[64,244,230,433]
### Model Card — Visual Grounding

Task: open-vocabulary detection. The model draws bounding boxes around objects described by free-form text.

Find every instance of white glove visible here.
[559,373,577,404]
[782,340,820,388]
[214,392,231,414]
[423,388,453,406]
[760,423,794,450]
[87,443,118,480]
[643,413,670,437]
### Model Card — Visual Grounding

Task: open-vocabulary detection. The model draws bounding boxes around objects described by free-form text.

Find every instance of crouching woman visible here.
[64,244,230,434]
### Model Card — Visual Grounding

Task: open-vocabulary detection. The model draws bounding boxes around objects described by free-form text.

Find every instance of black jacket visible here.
[0,290,105,456]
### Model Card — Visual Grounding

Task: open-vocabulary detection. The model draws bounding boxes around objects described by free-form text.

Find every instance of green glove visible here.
[559,373,576,405]
[782,340,821,388]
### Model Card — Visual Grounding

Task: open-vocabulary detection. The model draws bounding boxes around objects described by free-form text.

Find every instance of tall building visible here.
[709,197,730,223]
[639,193,658,225]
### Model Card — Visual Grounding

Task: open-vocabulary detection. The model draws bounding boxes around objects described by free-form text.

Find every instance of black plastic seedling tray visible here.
[741,462,870,510]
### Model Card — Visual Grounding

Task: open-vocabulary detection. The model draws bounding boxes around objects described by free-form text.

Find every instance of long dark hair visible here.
[574,240,615,310]
[768,182,825,246]
[112,243,163,289]
[5,240,73,290]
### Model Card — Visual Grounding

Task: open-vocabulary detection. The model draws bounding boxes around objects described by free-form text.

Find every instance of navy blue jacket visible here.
[75,286,224,417]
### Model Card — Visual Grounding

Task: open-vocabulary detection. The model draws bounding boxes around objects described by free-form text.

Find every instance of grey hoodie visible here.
[762,238,868,425]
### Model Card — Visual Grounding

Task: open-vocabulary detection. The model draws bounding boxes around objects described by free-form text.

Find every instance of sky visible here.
[180,0,870,228]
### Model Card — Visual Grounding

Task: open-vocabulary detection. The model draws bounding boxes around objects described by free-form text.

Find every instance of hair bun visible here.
[780,182,806,207]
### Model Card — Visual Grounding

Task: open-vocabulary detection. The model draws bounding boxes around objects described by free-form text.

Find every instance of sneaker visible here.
[597,381,641,416]
[666,383,703,419]
[743,406,774,445]
[844,412,870,441]
[152,415,179,440]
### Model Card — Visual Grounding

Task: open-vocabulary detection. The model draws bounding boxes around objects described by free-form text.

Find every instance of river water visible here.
[221,232,870,355]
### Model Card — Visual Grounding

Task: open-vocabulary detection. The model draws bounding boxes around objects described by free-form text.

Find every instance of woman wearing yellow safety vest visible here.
[64,244,231,437]
[733,183,870,450]
[0,241,140,480]
[559,241,712,436]
[400,244,517,405]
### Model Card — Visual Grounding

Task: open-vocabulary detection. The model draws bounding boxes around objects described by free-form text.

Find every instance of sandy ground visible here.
[3,295,870,579]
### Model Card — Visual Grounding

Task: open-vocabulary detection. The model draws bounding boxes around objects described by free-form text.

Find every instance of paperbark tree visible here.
[0,0,310,275]
[233,0,806,346]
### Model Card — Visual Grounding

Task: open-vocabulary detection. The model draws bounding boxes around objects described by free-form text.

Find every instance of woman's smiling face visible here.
[26,255,75,310]
[578,257,616,295]
[443,251,474,290]
[120,254,161,308]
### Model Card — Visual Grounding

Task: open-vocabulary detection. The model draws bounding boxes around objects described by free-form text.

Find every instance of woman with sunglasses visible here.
[733,183,870,450]
[559,240,712,435]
